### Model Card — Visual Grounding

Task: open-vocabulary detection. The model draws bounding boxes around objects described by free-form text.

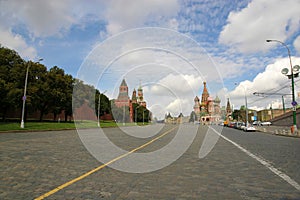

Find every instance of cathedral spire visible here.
[132,88,137,103]
[201,81,209,104]
[120,78,127,87]
[226,98,232,114]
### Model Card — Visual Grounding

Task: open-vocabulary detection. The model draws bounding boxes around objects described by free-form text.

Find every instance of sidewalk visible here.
[255,125,300,138]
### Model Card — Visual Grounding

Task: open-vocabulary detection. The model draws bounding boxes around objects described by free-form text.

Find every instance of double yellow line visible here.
[35,126,177,199]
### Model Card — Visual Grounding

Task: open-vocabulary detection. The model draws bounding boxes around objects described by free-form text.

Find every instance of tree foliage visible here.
[0,46,25,120]
[95,90,111,117]
[0,45,109,122]
[132,103,151,123]
[110,101,130,123]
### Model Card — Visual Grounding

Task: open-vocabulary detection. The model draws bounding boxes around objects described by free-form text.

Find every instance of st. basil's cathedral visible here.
[193,82,222,124]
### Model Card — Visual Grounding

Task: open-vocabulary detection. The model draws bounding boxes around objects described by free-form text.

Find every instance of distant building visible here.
[257,108,288,122]
[137,85,146,107]
[114,79,147,122]
[193,82,221,124]
[165,113,175,124]
[164,112,189,124]
[114,79,130,107]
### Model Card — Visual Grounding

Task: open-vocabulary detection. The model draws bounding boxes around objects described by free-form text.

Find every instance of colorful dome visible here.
[215,95,221,103]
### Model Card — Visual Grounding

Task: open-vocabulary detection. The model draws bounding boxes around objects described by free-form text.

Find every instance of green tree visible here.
[240,105,246,110]
[95,90,111,118]
[62,74,74,121]
[135,106,149,123]
[0,46,25,120]
[47,66,74,121]
[26,61,49,121]
[110,101,130,123]
[73,79,96,109]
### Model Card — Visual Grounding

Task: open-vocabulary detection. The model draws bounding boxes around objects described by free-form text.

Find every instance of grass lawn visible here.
[0,122,76,132]
[0,120,149,132]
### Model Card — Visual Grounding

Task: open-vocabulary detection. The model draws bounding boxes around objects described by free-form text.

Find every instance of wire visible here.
[249,78,300,105]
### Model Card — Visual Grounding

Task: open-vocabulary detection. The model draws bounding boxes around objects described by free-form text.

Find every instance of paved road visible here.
[1,124,300,199]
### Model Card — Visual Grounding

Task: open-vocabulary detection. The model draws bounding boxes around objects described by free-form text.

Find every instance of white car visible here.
[252,121,260,125]
[261,121,272,126]
[243,125,256,132]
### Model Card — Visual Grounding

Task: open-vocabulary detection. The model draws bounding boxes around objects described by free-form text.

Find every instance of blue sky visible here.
[1,0,300,119]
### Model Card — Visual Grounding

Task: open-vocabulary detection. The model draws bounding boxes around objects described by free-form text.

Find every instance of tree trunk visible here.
[1,108,7,121]
[64,113,68,122]
[39,110,44,122]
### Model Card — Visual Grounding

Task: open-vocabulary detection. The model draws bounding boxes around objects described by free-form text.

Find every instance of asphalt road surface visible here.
[1,124,300,199]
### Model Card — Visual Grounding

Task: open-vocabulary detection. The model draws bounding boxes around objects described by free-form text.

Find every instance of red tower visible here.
[115,79,130,107]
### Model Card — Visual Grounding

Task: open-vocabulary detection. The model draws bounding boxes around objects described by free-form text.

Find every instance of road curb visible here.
[0,128,76,134]
[256,126,300,138]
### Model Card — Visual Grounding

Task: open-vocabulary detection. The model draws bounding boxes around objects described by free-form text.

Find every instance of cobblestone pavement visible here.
[1,124,300,199]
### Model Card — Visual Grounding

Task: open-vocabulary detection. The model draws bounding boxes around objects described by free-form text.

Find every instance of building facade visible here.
[193,82,221,124]
[114,79,147,122]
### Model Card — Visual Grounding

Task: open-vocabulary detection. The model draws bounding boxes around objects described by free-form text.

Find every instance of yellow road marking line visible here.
[35,126,177,200]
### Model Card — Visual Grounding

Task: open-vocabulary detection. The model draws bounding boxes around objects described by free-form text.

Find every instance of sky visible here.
[1,0,300,120]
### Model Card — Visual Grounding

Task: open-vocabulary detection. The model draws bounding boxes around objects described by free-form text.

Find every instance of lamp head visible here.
[266,39,272,42]
[281,68,289,75]
[293,65,300,73]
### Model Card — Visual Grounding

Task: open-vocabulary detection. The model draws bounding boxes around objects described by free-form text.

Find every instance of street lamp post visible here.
[235,83,248,126]
[282,95,286,114]
[266,39,298,134]
[123,105,125,126]
[20,59,43,128]
[143,109,146,125]
[135,105,140,125]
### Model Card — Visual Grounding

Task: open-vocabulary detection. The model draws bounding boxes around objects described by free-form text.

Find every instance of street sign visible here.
[291,101,298,107]
[293,106,297,111]
[22,96,26,101]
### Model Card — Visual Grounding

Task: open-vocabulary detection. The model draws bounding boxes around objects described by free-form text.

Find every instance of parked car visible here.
[218,121,224,126]
[240,124,246,130]
[229,122,236,128]
[252,121,261,126]
[261,121,272,126]
[243,125,256,132]
[236,122,245,130]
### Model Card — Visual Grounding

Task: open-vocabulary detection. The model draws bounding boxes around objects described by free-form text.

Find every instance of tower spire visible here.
[201,81,209,104]
[226,98,232,114]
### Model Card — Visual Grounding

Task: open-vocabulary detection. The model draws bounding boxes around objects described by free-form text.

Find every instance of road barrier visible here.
[255,126,300,138]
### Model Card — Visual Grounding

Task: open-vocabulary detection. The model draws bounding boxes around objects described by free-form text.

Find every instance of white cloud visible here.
[148,74,202,96]
[166,98,190,115]
[294,35,300,55]
[0,0,78,38]
[104,0,180,35]
[144,74,201,119]
[0,27,37,59]
[219,0,300,53]
[229,57,300,110]
[142,73,226,119]
[0,0,180,38]
[79,27,228,119]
